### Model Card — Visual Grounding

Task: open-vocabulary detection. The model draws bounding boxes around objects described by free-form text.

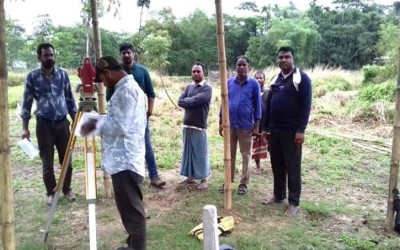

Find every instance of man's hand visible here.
[261,131,270,141]
[261,131,271,151]
[251,123,259,136]
[70,114,77,132]
[219,125,223,137]
[294,132,305,145]
[21,129,30,140]
[80,119,97,137]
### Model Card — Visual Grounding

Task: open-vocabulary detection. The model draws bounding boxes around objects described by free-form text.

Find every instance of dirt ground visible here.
[11,89,399,249]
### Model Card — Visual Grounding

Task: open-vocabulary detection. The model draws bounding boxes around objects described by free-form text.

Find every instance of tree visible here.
[236,1,259,12]
[224,15,258,67]
[141,33,171,71]
[5,19,25,69]
[0,0,15,249]
[32,14,54,44]
[137,0,150,36]
[377,23,399,63]
[308,3,385,68]
[246,17,321,69]
[173,10,218,74]
[51,26,86,68]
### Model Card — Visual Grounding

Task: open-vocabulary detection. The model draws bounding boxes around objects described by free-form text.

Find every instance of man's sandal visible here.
[237,184,247,195]
[219,184,225,193]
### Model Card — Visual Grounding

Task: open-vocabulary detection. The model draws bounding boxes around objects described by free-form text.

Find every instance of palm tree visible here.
[137,0,150,36]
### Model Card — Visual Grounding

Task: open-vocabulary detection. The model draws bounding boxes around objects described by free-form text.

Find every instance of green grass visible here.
[7,71,400,249]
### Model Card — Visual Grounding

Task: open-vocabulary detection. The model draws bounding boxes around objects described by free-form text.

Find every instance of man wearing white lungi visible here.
[178,62,212,190]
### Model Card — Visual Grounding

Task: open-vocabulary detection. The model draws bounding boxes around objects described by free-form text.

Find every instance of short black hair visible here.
[278,46,295,57]
[119,43,134,53]
[193,62,205,71]
[36,43,54,57]
[94,56,123,82]
[235,55,250,64]
[254,71,265,79]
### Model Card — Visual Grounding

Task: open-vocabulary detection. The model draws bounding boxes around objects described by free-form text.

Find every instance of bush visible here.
[361,64,396,85]
[312,76,352,97]
[357,80,396,103]
[8,72,25,87]
[8,85,24,109]
[346,80,396,123]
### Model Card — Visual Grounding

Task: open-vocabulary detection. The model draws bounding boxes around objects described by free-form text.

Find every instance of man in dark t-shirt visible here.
[178,62,212,190]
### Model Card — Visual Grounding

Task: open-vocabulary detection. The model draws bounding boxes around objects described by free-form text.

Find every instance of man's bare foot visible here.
[197,180,208,190]
[179,177,196,184]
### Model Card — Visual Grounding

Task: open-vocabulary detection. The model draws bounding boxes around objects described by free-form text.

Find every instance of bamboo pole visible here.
[386,45,400,231]
[0,0,15,248]
[386,4,400,230]
[90,0,112,198]
[215,0,232,209]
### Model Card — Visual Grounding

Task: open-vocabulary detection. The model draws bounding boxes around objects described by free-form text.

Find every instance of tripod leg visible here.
[43,111,82,243]
[85,136,98,249]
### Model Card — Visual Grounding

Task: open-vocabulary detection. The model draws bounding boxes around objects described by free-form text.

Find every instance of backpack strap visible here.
[270,68,302,92]
[292,68,301,92]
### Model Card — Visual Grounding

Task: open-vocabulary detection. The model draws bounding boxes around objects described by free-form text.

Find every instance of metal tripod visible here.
[43,100,99,250]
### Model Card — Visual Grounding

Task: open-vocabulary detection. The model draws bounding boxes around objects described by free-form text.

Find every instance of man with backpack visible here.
[263,47,312,216]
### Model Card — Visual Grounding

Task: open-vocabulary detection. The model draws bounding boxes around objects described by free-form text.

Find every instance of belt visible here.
[183,125,206,131]
[37,116,66,124]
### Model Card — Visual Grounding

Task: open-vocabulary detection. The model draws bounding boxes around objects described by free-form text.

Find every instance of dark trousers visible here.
[112,170,146,250]
[269,129,302,206]
[36,119,73,196]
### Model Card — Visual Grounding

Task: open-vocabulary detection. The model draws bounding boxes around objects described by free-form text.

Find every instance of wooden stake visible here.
[90,0,112,198]
[0,0,15,248]
[215,0,232,209]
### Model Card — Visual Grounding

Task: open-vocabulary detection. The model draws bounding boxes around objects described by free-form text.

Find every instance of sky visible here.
[4,0,397,34]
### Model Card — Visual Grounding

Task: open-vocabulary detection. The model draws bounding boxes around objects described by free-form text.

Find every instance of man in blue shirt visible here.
[263,47,312,216]
[20,43,78,206]
[219,56,262,195]
[82,56,147,250]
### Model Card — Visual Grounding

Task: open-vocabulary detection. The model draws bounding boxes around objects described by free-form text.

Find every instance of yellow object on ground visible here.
[189,216,235,240]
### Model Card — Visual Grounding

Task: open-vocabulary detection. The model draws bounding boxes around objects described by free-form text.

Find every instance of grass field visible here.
[8,68,400,249]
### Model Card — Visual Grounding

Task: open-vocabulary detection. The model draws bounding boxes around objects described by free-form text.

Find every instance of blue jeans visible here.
[145,120,158,180]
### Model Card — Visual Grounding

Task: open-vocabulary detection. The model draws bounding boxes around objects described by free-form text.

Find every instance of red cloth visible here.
[252,135,268,160]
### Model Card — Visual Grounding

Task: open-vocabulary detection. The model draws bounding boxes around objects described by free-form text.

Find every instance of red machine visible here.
[77,57,96,96]
[76,57,98,112]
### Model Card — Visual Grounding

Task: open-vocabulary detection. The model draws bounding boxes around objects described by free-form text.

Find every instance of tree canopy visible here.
[5,0,399,75]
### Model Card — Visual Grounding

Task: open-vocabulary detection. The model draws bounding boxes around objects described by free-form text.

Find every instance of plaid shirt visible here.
[224,76,261,130]
[20,67,77,121]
